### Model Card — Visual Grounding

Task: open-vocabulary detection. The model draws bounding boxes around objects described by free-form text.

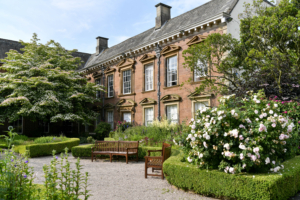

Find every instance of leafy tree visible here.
[0,34,104,124]
[183,0,300,100]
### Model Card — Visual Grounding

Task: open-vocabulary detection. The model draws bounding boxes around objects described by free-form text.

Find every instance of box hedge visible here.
[104,138,115,141]
[163,154,300,200]
[26,138,80,157]
[71,144,179,159]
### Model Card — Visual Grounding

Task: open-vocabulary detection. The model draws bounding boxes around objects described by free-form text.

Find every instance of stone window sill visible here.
[142,90,156,94]
[163,85,180,90]
[118,93,136,97]
[105,96,114,99]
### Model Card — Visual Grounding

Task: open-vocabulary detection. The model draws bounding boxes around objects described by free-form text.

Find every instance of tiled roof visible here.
[83,0,238,69]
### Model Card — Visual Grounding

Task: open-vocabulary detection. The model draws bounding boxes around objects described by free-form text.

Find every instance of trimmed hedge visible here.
[26,138,80,157]
[71,144,168,159]
[163,154,300,200]
[104,138,115,141]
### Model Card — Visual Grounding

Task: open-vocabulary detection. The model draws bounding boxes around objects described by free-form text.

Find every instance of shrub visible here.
[115,121,132,132]
[79,137,88,144]
[34,136,68,144]
[163,154,300,200]
[26,138,80,157]
[87,136,95,144]
[181,91,299,174]
[104,138,115,141]
[71,144,163,159]
[94,122,111,140]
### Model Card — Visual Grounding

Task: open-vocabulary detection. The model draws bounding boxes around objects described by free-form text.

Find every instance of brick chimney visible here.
[155,3,172,29]
[96,36,108,55]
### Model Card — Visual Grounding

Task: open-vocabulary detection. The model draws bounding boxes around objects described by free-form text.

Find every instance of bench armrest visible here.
[144,156,163,163]
[91,147,95,152]
[126,147,138,154]
[147,150,162,156]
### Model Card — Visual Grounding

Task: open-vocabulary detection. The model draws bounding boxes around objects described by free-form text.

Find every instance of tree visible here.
[0,34,104,124]
[183,0,300,100]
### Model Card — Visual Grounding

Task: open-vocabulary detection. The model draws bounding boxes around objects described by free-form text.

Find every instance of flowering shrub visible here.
[115,121,132,133]
[183,91,299,174]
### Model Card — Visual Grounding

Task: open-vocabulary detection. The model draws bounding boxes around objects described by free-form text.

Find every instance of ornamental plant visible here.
[0,33,104,124]
[183,90,299,174]
[94,122,111,140]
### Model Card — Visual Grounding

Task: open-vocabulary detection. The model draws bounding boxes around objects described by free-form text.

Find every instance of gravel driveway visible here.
[29,154,217,200]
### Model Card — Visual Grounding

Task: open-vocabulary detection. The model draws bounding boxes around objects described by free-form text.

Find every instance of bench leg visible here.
[110,154,112,162]
[91,153,93,162]
[126,155,128,164]
[136,154,138,162]
[161,168,164,180]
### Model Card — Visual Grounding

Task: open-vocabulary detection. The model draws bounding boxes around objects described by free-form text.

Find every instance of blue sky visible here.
[0,0,210,54]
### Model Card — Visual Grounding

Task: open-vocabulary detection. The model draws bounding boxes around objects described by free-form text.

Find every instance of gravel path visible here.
[29,154,217,200]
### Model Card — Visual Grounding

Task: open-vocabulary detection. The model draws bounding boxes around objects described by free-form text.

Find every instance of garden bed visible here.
[163,154,300,200]
[26,138,80,157]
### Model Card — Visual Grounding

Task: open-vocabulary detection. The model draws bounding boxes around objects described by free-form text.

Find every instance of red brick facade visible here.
[87,24,226,129]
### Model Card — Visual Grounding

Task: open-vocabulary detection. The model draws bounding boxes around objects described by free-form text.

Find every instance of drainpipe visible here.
[155,44,162,121]
[101,66,105,120]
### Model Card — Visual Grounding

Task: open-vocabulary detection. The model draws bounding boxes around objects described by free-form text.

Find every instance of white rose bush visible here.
[184,91,299,174]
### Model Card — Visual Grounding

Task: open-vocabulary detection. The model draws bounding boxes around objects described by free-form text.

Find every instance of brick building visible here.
[81,0,275,130]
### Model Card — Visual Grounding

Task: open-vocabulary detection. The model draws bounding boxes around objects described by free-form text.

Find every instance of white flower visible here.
[272,161,275,165]
[191,125,196,129]
[191,130,195,134]
[259,114,264,119]
[279,134,285,140]
[263,113,267,117]
[231,109,235,115]
[281,165,284,169]
[256,118,259,121]
[240,153,244,160]
[283,148,287,153]
[224,132,228,137]
[265,157,270,164]
[251,155,257,161]
[254,110,258,114]
[199,153,203,158]
[191,118,194,122]
[256,100,260,103]
[203,142,208,148]
[239,124,245,129]
[224,166,229,173]
[269,110,274,114]
[239,135,244,140]
[187,157,193,163]
[229,167,235,174]
[239,143,246,150]
[247,153,252,157]
[253,147,259,154]
[259,124,267,132]
[274,113,278,117]
[229,129,239,138]
[242,164,246,169]
[274,104,278,108]
[218,116,223,121]
[271,149,275,153]
[191,137,196,142]
[224,143,230,150]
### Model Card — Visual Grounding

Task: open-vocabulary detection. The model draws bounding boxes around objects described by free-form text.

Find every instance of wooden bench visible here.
[91,141,139,164]
[145,143,171,180]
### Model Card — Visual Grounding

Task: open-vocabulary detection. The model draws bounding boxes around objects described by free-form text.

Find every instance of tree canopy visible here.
[183,0,300,100]
[0,34,104,123]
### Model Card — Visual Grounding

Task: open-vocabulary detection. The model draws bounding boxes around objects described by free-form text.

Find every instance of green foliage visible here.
[163,154,300,200]
[71,144,163,159]
[104,137,115,141]
[115,121,132,132]
[26,138,79,157]
[94,122,111,140]
[113,122,183,147]
[43,149,91,200]
[0,126,18,149]
[87,136,95,144]
[181,91,299,174]
[182,0,300,99]
[0,148,91,199]
[34,136,67,144]
[79,137,88,144]
[0,33,104,124]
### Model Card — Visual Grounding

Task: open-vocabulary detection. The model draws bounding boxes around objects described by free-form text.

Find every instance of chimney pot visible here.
[96,36,109,54]
[155,3,172,29]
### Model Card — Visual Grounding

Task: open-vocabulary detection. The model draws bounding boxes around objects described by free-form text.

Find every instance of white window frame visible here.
[107,111,114,130]
[145,63,154,91]
[107,74,114,97]
[166,104,178,124]
[192,98,211,119]
[144,107,154,126]
[95,78,102,98]
[123,112,131,123]
[194,60,208,82]
[123,70,131,94]
[167,55,178,87]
